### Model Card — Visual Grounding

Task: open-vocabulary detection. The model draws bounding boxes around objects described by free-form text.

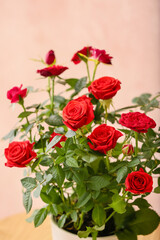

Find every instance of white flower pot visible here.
[51,218,117,240]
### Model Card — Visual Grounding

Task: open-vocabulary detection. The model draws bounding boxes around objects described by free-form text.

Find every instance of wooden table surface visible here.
[0,212,159,240]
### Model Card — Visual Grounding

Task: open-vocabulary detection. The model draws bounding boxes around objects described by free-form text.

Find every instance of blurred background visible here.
[0,0,160,219]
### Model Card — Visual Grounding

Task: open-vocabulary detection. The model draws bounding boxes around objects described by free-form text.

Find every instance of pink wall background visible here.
[0,0,160,219]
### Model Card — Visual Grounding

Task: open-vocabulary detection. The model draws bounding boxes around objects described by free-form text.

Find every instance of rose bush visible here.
[3,47,160,240]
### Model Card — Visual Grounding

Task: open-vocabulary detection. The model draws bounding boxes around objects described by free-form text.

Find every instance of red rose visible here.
[71,46,92,64]
[125,168,153,194]
[37,65,68,77]
[7,85,27,103]
[88,76,121,100]
[62,95,94,131]
[119,112,156,133]
[4,141,37,168]
[45,50,55,65]
[90,48,112,64]
[50,132,67,148]
[71,46,113,65]
[87,124,123,154]
[122,144,134,156]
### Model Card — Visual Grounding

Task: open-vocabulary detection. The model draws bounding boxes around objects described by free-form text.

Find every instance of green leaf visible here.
[78,227,92,238]
[128,158,140,167]
[26,209,39,223]
[65,78,78,88]
[2,128,18,141]
[76,192,92,208]
[116,166,128,183]
[75,77,87,92]
[40,185,62,204]
[109,193,126,214]
[87,175,110,190]
[51,166,65,187]
[54,127,65,134]
[66,157,79,168]
[34,208,48,227]
[21,177,37,190]
[46,135,62,152]
[50,204,59,216]
[23,191,32,213]
[18,111,34,118]
[129,208,160,235]
[45,114,63,126]
[154,186,160,193]
[58,214,67,228]
[70,210,78,222]
[55,156,65,165]
[33,184,41,198]
[116,229,137,240]
[65,130,76,138]
[92,205,106,226]
[132,198,151,209]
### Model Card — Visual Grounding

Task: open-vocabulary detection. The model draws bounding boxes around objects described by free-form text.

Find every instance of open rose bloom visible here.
[3,48,160,240]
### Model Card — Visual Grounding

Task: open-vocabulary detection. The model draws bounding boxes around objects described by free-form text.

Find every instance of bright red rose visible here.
[7,85,27,103]
[4,141,37,168]
[119,112,156,133]
[90,48,112,64]
[37,65,68,77]
[62,95,94,131]
[71,46,92,64]
[87,124,123,154]
[50,132,67,148]
[88,76,121,100]
[122,144,134,156]
[45,50,55,65]
[125,168,153,194]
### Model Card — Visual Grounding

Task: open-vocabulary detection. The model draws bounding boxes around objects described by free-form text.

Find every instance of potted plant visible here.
[3,47,160,240]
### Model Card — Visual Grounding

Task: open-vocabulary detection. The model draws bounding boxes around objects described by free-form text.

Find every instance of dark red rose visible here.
[7,85,27,103]
[50,132,67,148]
[90,48,112,64]
[122,144,134,156]
[125,168,153,194]
[4,141,37,168]
[88,76,121,100]
[37,65,68,77]
[62,95,94,131]
[71,46,92,64]
[119,112,156,133]
[45,50,55,65]
[87,124,123,154]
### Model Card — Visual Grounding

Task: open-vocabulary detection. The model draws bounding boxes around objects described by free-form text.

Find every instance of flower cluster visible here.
[3,47,160,240]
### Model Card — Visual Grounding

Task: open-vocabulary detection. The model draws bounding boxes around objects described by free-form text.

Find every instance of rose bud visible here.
[45,50,55,65]
[122,144,134,156]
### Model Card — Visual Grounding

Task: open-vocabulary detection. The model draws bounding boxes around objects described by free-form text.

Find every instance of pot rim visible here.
[51,215,116,239]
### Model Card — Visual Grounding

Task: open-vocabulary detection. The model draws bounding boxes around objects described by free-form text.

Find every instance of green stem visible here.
[47,77,51,101]
[105,155,110,171]
[134,131,139,157]
[21,102,32,142]
[86,61,91,83]
[92,231,98,240]
[51,77,55,114]
[111,104,139,114]
[77,212,84,230]
[105,211,116,224]
[92,61,99,82]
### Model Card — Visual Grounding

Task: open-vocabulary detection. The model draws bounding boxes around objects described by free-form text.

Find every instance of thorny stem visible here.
[51,77,55,114]
[134,131,139,157]
[92,61,99,82]
[86,61,91,83]
[21,102,32,142]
